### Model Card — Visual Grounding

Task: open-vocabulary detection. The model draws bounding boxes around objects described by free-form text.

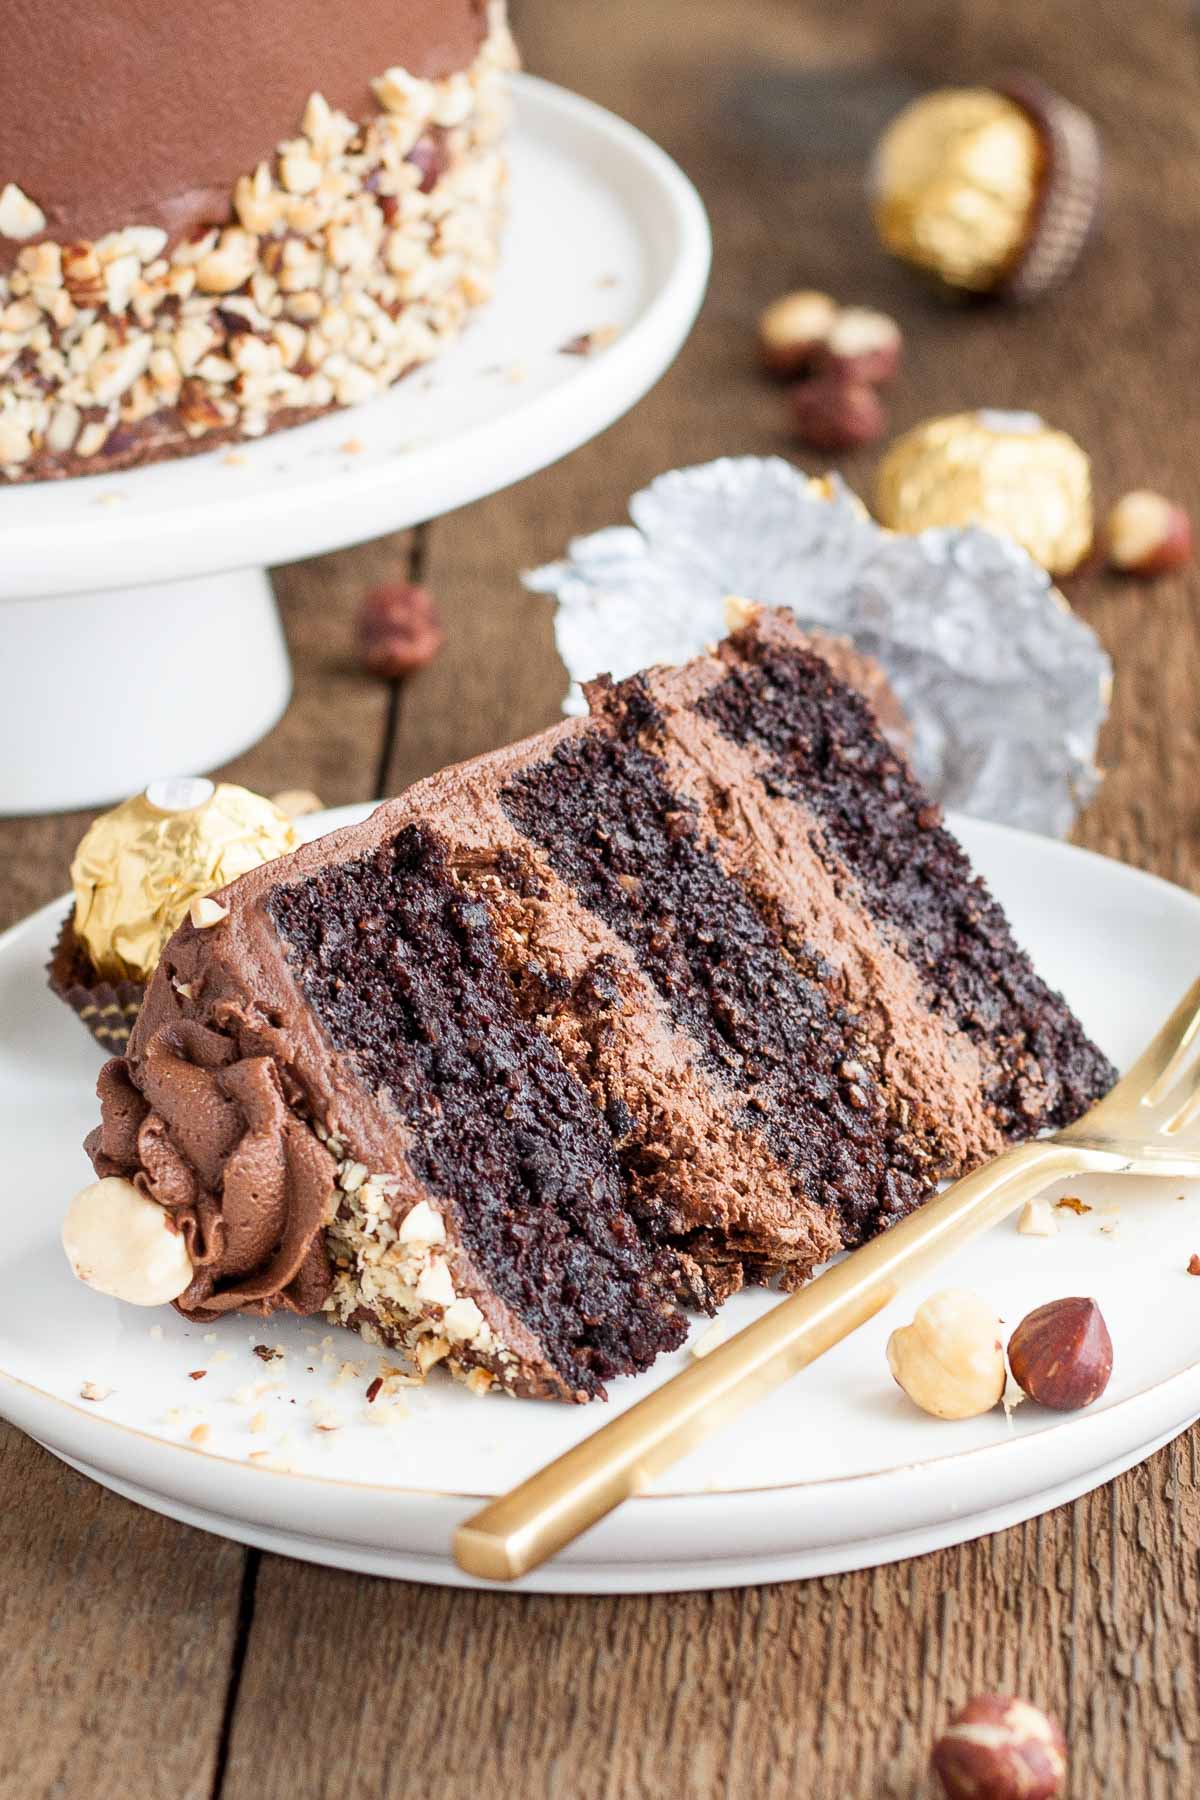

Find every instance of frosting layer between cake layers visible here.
[0,2,513,479]
[85,611,1116,1401]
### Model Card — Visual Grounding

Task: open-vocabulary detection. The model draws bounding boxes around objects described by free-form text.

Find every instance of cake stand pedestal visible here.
[0,74,710,815]
[6,573,290,815]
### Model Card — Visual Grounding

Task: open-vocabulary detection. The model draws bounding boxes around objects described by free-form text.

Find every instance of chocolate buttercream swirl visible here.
[87,1020,335,1320]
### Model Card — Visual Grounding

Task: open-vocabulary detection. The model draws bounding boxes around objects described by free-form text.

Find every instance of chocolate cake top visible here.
[0,0,487,266]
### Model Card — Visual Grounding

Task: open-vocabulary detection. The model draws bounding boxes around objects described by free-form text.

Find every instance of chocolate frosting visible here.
[88,1022,335,1320]
[0,0,487,261]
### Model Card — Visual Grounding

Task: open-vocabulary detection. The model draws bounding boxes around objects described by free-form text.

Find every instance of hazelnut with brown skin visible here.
[1104,490,1193,576]
[757,290,838,377]
[816,306,903,386]
[789,374,886,452]
[356,581,445,680]
[1007,1296,1113,1410]
[933,1695,1067,1800]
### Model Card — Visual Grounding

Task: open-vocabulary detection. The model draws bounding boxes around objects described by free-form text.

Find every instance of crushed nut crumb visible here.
[558,324,620,356]
[1017,1197,1057,1237]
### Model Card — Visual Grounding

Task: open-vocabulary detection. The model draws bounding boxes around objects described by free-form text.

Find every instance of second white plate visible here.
[2,807,1199,1591]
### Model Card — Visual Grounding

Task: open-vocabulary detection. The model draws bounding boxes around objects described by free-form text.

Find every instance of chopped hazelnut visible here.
[188,896,229,930]
[1017,1197,1057,1237]
[0,182,47,241]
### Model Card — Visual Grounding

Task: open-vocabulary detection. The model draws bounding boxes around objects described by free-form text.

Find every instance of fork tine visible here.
[1117,974,1200,1107]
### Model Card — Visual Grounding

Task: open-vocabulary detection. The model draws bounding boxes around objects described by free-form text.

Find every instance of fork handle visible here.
[454,1139,1097,1582]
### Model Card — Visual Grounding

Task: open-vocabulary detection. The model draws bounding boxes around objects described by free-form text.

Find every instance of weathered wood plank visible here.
[6,0,1200,1793]
[0,1426,246,1800]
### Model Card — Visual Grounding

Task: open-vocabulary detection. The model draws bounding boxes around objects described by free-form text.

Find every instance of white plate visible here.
[0,75,711,813]
[3,806,1199,1592]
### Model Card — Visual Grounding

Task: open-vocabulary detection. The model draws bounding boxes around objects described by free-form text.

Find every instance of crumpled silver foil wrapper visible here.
[525,456,1111,837]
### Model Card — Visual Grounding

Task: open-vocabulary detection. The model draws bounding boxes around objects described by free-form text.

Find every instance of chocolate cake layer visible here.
[266,823,685,1397]
[500,683,934,1248]
[696,616,1112,1132]
[84,610,1115,1399]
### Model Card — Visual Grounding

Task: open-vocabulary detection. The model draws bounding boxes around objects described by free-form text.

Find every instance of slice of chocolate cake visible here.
[77,609,1114,1400]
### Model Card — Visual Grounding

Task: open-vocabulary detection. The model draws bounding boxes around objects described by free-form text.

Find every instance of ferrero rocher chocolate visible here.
[70,777,298,984]
[872,79,1101,301]
[875,410,1092,576]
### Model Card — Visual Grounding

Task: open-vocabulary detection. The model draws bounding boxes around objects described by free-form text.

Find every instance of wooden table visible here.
[5,1,1200,1792]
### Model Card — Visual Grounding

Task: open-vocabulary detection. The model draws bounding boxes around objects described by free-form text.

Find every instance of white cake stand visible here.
[0,75,710,815]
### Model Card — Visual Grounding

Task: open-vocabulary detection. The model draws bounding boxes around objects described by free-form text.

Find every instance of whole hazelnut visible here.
[271,788,324,820]
[1007,1296,1112,1410]
[356,581,444,679]
[1104,489,1192,575]
[817,306,903,385]
[933,1695,1066,1800]
[789,374,886,451]
[886,1288,1006,1420]
[757,289,838,377]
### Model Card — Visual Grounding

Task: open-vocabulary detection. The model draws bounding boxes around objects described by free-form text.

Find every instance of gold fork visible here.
[454,977,1200,1582]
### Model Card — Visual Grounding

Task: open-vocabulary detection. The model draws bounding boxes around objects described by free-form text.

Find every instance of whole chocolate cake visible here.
[76,611,1114,1400]
[0,1,515,480]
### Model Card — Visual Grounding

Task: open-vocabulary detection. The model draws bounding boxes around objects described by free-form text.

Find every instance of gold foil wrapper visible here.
[873,88,1041,292]
[875,410,1092,577]
[71,778,298,984]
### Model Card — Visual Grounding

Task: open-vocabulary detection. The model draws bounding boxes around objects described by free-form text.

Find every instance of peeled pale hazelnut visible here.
[757,289,838,377]
[63,1176,194,1307]
[1007,1296,1112,1410]
[271,788,323,820]
[886,1288,1006,1419]
[1104,489,1192,575]
[356,581,444,679]
[789,373,886,451]
[817,306,903,385]
[933,1694,1066,1800]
